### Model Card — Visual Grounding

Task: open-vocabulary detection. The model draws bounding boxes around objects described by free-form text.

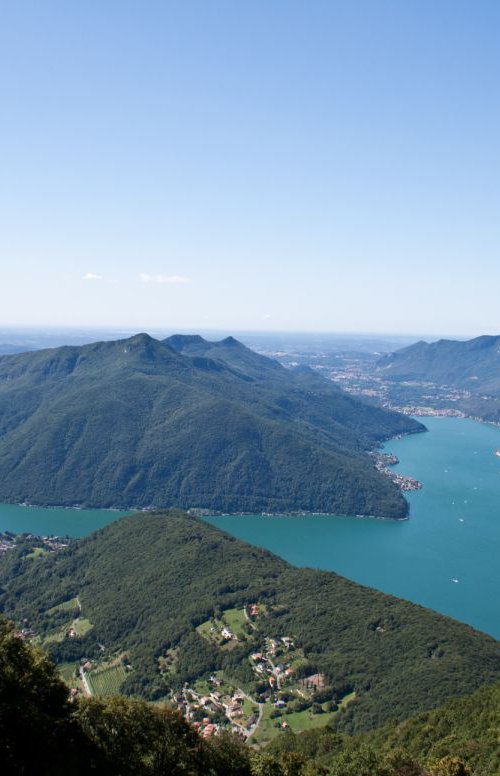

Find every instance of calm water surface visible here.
[206,417,500,639]
[0,504,129,537]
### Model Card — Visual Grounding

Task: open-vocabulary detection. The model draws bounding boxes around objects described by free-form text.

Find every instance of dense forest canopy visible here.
[0,333,422,516]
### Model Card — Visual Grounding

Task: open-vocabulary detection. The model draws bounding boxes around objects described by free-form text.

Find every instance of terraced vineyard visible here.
[86,663,128,697]
[46,597,80,615]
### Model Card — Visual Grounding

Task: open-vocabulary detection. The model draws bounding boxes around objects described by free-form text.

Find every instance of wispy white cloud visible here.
[82,272,104,281]
[139,273,191,285]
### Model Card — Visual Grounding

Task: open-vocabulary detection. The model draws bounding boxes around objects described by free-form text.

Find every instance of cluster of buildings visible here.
[0,533,17,554]
[172,679,253,738]
[171,604,300,740]
[373,452,423,493]
[0,532,71,556]
[250,636,296,690]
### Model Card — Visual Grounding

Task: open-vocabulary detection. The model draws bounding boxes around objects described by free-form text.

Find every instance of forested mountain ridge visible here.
[1,510,499,739]
[377,335,500,394]
[376,335,500,422]
[0,333,423,516]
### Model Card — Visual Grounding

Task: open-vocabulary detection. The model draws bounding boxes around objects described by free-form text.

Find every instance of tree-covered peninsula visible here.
[0,333,423,516]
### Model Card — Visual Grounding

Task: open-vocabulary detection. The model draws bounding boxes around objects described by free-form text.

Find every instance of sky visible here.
[1,0,499,336]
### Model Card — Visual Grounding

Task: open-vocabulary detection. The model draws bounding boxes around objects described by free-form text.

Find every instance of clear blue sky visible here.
[1,0,499,335]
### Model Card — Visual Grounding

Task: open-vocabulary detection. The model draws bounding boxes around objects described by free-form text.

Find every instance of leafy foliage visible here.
[0,617,253,775]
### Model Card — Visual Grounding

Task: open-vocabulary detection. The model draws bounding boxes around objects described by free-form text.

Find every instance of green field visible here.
[221,607,249,639]
[193,678,211,695]
[41,629,66,646]
[86,664,128,697]
[46,597,80,615]
[72,617,93,636]
[196,619,222,644]
[197,608,251,647]
[40,610,92,647]
[58,662,79,687]
[251,692,356,746]
[281,707,338,733]
[252,703,336,746]
[242,697,259,718]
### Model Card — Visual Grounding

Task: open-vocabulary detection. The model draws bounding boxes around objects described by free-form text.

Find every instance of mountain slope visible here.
[0,334,423,516]
[1,510,500,736]
[377,335,500,394]
[270,680,500,775]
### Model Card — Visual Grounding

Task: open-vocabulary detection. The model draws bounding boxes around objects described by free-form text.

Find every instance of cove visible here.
[205,417,500,640]
[0,503,129,537]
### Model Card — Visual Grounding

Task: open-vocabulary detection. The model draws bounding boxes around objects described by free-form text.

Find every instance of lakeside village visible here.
[0,531,70,557]
[3,539,353,747]
[371,452,422,492]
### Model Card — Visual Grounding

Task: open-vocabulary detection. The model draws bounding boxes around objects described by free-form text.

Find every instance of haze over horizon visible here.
[2,1,499,336]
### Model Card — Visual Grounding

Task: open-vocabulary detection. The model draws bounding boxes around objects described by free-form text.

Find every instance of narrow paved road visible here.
[242,691,264,740]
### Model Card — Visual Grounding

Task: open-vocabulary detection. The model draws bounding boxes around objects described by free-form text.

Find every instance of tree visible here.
[0,619,86,775]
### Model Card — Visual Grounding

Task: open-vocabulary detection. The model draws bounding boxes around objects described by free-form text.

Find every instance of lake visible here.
[0,503,129,537]
[205,417,500,640]
[2,416,500,638]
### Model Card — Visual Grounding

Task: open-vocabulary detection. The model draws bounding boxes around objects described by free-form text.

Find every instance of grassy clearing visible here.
[251,692,356,746]
[251,702,276,746]
[40,612,93,647]
[194,678,211,695]
[41,629,66,646]
[221,608,249,639]
[242,697,259,718]
[72,618,93,636]
[252,704,337,745]
[196,619,222,645]
[46,597,80,615]
[281,707,338,733]
[87,664,127,697]
[58,662,79,686]
[339,691,356,709]
[158,648,178,677]
[197,608,252,648]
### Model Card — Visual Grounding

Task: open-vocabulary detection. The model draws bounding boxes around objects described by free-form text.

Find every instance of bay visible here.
[205,417,500,640]
[0,503,129,537]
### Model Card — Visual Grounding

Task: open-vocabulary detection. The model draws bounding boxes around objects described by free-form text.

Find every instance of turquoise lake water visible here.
[0,503,129,537]
[1,416,499,638]
[206,417,500,640]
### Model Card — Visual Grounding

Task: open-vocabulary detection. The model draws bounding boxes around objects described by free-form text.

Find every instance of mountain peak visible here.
[220,336,241,347]
[126,332,155,346]
[165,334,209,352]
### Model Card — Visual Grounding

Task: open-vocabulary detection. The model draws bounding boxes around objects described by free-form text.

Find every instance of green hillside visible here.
[0,333,423,517]
[377,335,500,395]
[1,510,499,739]
[3,614,494,776]
[376,335,500,422]
[269,680,500,775]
